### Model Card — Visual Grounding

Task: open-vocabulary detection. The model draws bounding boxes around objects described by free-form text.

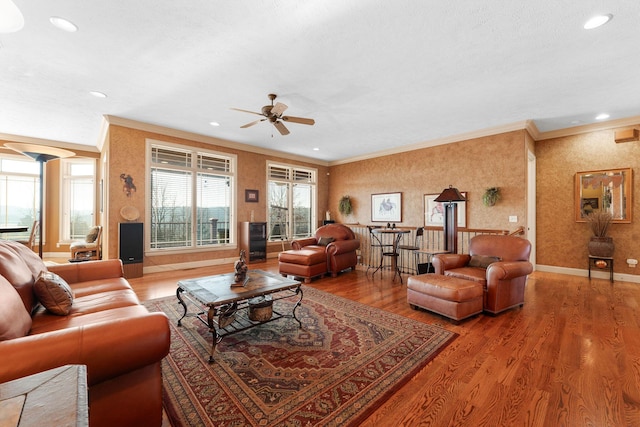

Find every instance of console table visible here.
[588,255,614,282]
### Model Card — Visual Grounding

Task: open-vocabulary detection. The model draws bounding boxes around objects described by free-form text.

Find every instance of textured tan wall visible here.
[105,125,329,265]
[328,130,530,232]
[536,126,640,274]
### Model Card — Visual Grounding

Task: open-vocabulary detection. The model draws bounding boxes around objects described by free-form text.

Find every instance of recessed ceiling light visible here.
[313,147,320,151]
[89,91,107,98]
[584,14,613,30]
[0,0,24,33]
[209,121,220,127]
[49,16,78,32]
[595,113,610,120]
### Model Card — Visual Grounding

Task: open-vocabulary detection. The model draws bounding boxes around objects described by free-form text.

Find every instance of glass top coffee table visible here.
[176,269,302,362]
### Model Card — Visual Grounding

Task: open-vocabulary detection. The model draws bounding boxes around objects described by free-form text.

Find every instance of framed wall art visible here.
[424,192,467,227]
[245,189,259,203]
[371,192,402,222]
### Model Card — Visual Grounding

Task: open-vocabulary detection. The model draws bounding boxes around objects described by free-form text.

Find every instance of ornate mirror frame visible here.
[575,167,632,223]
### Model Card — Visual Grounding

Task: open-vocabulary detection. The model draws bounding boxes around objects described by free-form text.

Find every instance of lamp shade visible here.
[434,185,466,203]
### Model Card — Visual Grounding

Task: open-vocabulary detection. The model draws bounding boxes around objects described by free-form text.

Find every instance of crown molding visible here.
[104,115,329,167]
[536,115,640,140]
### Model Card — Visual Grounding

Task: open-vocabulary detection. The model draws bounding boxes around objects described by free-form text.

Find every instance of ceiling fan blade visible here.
[282,116,315,126]
[273,120,290,135]
[230,107,264,116]
[240,119,265,128]
[270,102,288,117]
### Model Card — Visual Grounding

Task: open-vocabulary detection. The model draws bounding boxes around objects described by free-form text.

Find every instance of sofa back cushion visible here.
[0,275,32,340]
[0,240,47,313]
[315,224,355,242]
[468,235,531,262]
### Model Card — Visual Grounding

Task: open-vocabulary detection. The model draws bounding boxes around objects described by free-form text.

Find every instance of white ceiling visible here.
[2,1,640,162]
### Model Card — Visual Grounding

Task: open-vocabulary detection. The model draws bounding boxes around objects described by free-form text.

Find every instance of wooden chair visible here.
[17,220,39,250]
[70,225,103,260]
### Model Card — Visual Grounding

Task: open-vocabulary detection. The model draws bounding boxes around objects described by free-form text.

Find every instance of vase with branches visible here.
[586,211,614,257]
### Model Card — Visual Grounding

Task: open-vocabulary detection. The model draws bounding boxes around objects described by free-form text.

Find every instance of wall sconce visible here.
[434,185,466,254]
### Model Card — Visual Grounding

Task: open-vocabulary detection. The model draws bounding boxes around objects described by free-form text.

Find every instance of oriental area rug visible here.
[144,287,456,426]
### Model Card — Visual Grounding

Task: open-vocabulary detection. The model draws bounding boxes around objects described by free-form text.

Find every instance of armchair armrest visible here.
[486,261,533,281]
[48,259,124,284]
[432,254,470,274]
[326,239,360,256]
[291,237,317,250]
[0,312,170,385]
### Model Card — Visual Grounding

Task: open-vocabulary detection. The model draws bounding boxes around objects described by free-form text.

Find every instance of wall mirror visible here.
[575,167,632,223]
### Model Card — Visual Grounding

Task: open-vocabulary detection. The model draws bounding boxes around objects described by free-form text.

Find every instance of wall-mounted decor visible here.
[120,173,136,197]
[338,195,352,215]
[424,192,467,227]
[575,167,632,223]
[482,187,500,207]
[371,192,402,222]
[245,189,259,203]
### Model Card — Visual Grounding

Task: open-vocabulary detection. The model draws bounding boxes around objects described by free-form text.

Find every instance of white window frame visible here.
[266,161,317,242]
[60,158,96,242]
[145,139,237,254]
[0,154,40,240]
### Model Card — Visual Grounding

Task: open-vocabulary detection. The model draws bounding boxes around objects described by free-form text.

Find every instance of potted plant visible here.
[338,195,352,216]
[482,187,501,207]
[586,211,614,257]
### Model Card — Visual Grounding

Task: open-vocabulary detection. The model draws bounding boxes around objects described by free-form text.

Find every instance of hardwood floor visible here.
[128,260,640,426]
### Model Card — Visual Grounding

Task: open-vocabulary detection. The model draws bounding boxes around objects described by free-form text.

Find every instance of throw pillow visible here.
[317,236,335,246]
[468,255,502,269]
[34,271,74,316]
[85,226,100,243]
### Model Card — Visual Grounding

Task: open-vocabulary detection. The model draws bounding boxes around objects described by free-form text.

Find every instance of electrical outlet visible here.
[627,258,638,267]
[509,216,518,223]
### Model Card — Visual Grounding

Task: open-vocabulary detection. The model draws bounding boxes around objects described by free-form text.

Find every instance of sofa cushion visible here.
[468,255,501,269]
[0,240,46,313]
[0,276,32,340]
[317,236,335,246]
[445,267,487,286]
[34,271,74,315]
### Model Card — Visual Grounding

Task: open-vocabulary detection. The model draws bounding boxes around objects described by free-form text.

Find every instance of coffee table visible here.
[176,269,302,362]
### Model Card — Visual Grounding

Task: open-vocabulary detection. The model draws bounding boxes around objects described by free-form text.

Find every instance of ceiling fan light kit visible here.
[232,94,315,136]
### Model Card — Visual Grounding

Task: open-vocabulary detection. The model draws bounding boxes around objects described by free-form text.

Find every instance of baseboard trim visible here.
[536,264,640,284]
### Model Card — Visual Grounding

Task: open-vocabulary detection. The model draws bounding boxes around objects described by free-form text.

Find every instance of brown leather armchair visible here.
[432,235,533,314]
[291,223,360,276]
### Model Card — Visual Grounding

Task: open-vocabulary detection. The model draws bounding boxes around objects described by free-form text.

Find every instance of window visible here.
[267,163,316,241]
[148,141,236,251]
[61,159,96,241]
[0,155,39,239]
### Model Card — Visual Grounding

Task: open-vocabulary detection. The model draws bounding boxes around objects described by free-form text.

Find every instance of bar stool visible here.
[398,227,423,274]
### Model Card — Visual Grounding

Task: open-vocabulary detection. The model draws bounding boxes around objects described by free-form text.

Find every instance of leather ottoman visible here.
[407,274,483,322]
[278,249,328,283]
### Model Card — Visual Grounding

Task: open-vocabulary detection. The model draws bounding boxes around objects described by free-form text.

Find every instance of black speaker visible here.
[119,222,143,264]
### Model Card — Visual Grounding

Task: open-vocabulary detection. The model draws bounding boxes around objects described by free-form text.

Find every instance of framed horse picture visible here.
[371,192,402,222]
[424,192,467,227]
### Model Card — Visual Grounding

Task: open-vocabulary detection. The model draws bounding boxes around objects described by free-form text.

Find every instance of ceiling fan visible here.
[231,94,315,135]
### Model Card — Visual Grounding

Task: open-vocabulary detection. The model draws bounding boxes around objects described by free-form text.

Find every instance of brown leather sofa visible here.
[0,240,170,427]
[432,234,533,314]
[279,223,360,282]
